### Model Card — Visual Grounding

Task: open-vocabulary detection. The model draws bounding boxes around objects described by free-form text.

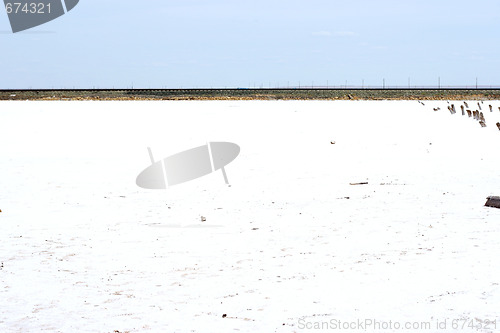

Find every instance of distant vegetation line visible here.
[2,88,500,100]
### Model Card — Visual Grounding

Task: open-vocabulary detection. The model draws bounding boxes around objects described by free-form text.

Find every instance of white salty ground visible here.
[0,100,499,333]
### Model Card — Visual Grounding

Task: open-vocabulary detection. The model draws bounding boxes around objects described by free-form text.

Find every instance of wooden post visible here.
[485,196,500,208]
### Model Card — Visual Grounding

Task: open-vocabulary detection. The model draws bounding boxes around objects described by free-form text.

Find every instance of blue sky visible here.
[1,0,500,89]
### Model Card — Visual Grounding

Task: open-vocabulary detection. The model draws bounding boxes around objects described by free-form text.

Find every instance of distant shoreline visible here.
[2,88,500,101]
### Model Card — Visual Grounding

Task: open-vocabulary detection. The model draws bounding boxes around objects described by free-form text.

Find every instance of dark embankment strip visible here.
[2,88,500,101]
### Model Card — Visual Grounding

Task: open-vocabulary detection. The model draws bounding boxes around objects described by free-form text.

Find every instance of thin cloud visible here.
[333,31,358,37]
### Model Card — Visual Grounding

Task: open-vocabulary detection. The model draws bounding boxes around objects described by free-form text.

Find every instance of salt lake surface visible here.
[1,100,499,332]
